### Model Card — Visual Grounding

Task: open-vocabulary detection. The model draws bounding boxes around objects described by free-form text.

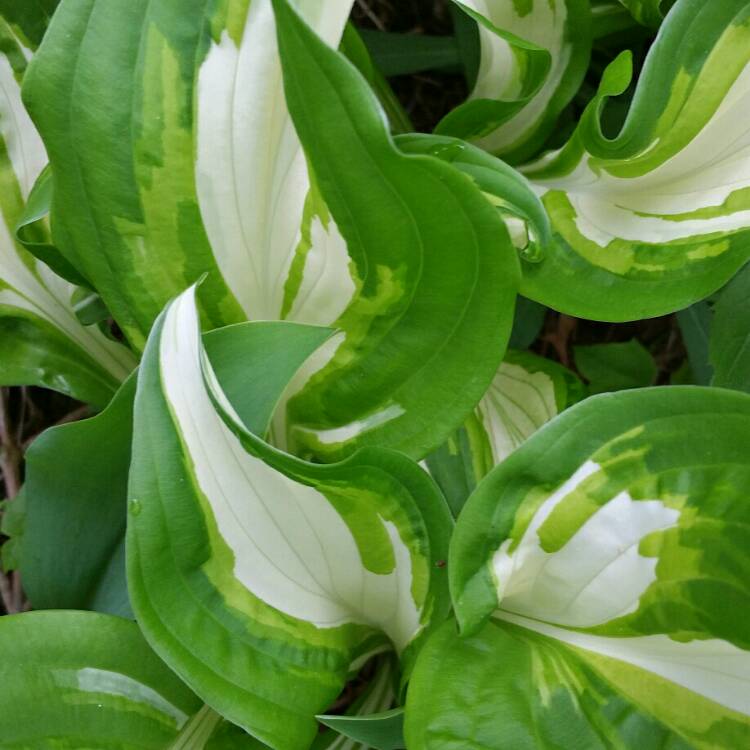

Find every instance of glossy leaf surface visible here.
[520,0,750,320]
[437,0,592,164]
[415,387,750,748]
[21,318,332,618]
[0,11,135,405]
[437,0,591,163]
[271,0,520,461]
[0,611,202,748]
[127,287,452,750]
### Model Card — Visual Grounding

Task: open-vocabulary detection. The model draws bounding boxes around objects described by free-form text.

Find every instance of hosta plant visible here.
[0,0,748,748]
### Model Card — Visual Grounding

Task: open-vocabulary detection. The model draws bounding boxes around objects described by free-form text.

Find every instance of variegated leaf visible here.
[410,387,750,749]
[25,0,519,463]
[24,0,355,347]
[270,0,520,461]
[437,0,592,164]
[426,351,584,516]
[406,618,698,750]
[0,611,203,748]
[0,13,135,406]
[21,316,336,618]
[196,0,353,325]
[127,287,452,750]
[520,0,750,320]
[23,0,249,348]
[472,350,585,472]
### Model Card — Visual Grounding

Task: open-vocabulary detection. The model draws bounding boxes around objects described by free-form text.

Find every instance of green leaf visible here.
[710,262,750,393]
[26,1,518,463]
[618,0,673,27]
[318,709,405,750]
[406,619,696,750]
[521,0,750,321]
[426,351,583,516]
[396,132,552,256]
[21,316,332,618]
[14,164,91,288]
[0,0,58,48]
[678,301,715,386]
[437,0,592,165]
[450,2,481,89]
[358,29,462,76]
[509,296,547,350]
[574,339,657,393]
[0,316,130,409]
[0,489,25,572]
[0,610,203,748]
[126,287,453,750]
[0,16,136,405]
[313,657,402,750]
[590,2,641,39]
[442,386,750,747]
[72,287,111,327]
[22,375,136,618]
[273,0,520,461]
[340,24,413,134]
[424,425,482,519]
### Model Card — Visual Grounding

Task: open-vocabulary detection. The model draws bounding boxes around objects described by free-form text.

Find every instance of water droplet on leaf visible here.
[128,498,142,516]
[428,141,467,163]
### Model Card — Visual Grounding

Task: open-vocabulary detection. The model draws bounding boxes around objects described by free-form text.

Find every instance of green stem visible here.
[167,705,223,750]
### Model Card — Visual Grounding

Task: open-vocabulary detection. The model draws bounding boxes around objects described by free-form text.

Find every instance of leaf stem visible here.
[167,705,224,750]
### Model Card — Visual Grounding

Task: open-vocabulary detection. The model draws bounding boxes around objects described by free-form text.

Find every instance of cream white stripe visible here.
[460,0,571,153]
[497,611,750,716]
[158,289,421,651]
[195,0,354,321]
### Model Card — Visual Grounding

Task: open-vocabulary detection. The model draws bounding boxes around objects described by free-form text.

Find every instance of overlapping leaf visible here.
[127,287,453,750]
[407,387,750,748]
[0,12,135,406]
[440,1,750,321]
[314,657,402,750]
[618,0,670,27]
[0,611,202,748]
[519,0,750,320]
[426,351,584,516]
[270,0,520,460]
[21,318,333,617]
[437,0,592,164]
[472,350,584,469]
[25,0,520,462]
[0,0,59,49]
